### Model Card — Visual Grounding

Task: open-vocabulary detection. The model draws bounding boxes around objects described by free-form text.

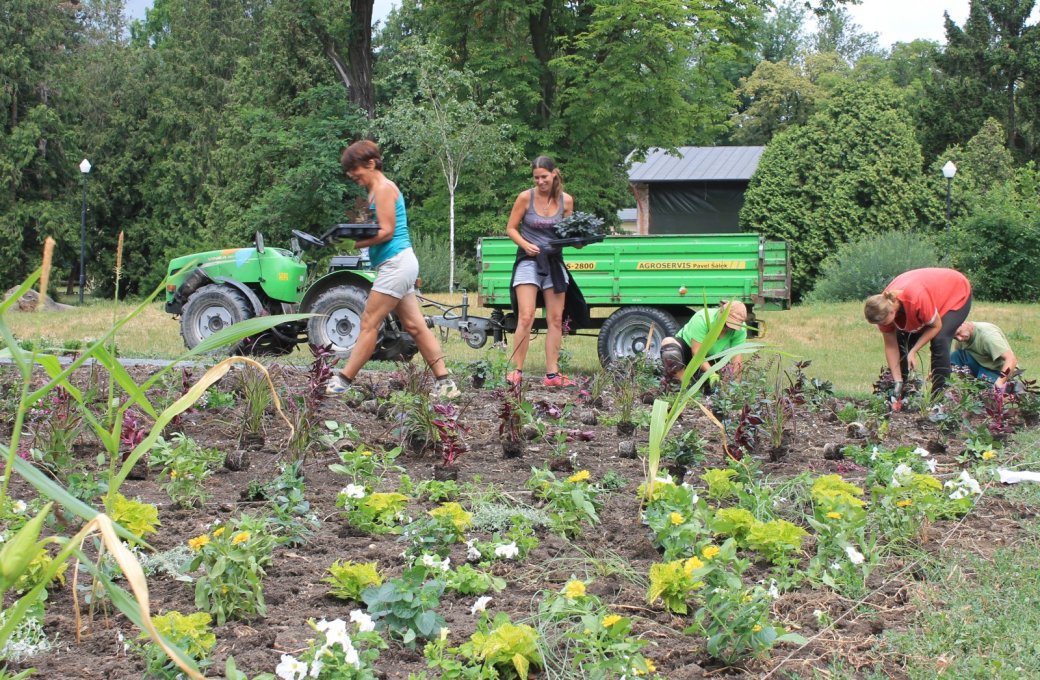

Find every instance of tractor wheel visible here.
[180,284,254,351]
[597,306,679,367]
[306,285,370,358]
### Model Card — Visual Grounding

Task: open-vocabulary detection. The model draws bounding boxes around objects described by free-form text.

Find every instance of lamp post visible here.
[78,159,91,305]
[942,160,957,231]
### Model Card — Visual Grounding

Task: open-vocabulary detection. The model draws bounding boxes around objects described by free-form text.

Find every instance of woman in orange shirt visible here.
[864,268,972,396]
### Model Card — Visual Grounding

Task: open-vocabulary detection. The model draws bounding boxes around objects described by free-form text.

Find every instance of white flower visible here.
[926,458,938,473]
[316,618,351,649]
[11,499,26,514]
[812,609,824,621]
[891,463,914,488]
[944,471,982,500]
[342,640,361,669]
[276,654,308,680]
[494,542,519,559]
[831,562,841,571]
[465,539,482,561]
[471,596,492,615]
[767,580,780,600]
[349,609,375,633]
[421,553,451,572]
[913,447,930,457]
[340,484,365,499]
[308,658,323,678]
[654,474,675,486]
[845,545,865,565]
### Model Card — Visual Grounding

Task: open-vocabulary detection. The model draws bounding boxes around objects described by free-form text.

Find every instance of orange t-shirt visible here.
[878,268,971,334]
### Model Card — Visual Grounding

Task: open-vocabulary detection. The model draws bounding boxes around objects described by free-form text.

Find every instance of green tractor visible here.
[163,227,417,360]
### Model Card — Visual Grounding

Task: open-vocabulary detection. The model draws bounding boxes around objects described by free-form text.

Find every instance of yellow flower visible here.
[564,580,586,599]
[896,499,913,508]
[742,592,753,603]
[752,624,763,633]
[212,526,225,537]
[603,614,623,627]
[826,511,842,519]
[670,512,684,526]
[701,545,720,560]
[636,659,656,674]
[232,531,250,545]
[169,469,178,479]
[567,470,591,483]
[683,556,704,574]
[982,450,996,460]
[188,535,210,551]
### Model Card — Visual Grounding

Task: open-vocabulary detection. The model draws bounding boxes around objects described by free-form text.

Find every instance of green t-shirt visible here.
[956,321,1011,372]
[676,307,748,357]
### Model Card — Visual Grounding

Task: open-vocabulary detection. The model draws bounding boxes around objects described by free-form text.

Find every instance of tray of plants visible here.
[321,223,380,242]
[548,211,605,249]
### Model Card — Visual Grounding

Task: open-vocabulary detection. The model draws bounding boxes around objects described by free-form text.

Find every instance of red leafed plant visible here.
[432,402,469,465]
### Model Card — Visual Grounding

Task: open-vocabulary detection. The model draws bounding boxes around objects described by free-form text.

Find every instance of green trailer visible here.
[468,233,791,365]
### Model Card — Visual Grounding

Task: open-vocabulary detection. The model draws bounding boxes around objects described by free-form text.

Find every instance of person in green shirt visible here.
[660,301,748,385]
[951,320,1019,390]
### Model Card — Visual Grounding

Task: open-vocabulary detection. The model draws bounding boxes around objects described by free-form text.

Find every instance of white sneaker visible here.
[326,373,352,395]
[431,378,461,399]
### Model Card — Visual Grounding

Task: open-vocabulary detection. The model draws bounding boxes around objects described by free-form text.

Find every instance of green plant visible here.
[337,488,410,535]
[25,386,87,476]
[236,364,273,440]
[108,493,161,542]
[414,479,461,502]
[643,482,714,560]
[443,564,505,596]
[264,460,319,546]
[324,561,384,601]
[135,611,215,680]
[200,386,236,409]
[660,429,708,475]
[188,515,279,624]
[683,539,806,663]
[0,599,50,664]
[701,468,740,500]
[457,612,542,680]
[526,468,601,538]
[361,565,446,648]
[149,433,223,508]
[647,556,707,615]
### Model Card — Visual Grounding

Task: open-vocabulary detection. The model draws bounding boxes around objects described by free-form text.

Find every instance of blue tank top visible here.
[369,189,410,267]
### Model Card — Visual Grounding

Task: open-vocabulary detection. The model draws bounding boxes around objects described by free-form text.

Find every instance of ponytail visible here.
[864,292,899,324]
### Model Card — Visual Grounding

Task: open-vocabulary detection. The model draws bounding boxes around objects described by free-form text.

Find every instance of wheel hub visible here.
[200,306,234,335]
[325,307,362,349]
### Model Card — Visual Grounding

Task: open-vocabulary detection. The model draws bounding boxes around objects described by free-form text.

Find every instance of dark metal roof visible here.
[628,146,765,182]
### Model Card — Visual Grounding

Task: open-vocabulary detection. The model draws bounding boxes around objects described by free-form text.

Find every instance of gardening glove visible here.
[708,372,721,388]
[892,381,904,399]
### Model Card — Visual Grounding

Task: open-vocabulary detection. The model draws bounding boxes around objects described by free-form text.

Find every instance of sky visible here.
[121,1,1036,51]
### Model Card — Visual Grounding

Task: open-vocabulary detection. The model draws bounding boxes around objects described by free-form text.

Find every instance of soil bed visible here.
[2,363,1034,679]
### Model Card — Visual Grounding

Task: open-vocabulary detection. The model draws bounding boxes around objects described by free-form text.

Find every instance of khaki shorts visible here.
[371,248,418,299]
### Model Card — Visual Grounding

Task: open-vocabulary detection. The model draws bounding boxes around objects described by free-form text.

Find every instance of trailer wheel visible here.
[180,284,254,351]
[597,306,679,367]
[307,285,369,358]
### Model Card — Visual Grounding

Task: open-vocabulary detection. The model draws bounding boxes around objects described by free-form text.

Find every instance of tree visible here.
[376,40,519,292]
[919,0,1040,161]
[730,61,820,144]
[755,0,808,63]
[808,7,882,65]
[740,80,938,297]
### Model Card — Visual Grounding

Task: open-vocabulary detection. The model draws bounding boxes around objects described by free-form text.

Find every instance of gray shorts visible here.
[371,248,418,299]
[513,259,569,290]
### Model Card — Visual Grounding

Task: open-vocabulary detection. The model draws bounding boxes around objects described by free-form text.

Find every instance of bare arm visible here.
[563,192,574,217]
[354,181,397,249]
[996,349,1018,387]
[505,192,538,257]
[907,312,941,373]
[882,332,902,381]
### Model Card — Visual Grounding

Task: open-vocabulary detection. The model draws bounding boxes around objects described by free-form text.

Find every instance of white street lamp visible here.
[79,159,91,304]
[942,161,956,231]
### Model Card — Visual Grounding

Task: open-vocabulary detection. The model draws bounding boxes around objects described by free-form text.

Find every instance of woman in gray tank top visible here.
[503,156,576,388]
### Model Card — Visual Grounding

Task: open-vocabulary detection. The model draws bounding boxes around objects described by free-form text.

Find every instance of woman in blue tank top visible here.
[504,155,575,388]
[326,140,459,398]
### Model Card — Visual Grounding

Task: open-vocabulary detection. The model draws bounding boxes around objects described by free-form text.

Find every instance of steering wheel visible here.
[291,229,325,248]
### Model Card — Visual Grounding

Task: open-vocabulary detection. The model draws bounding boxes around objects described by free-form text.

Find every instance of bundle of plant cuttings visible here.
[554,211,605,240]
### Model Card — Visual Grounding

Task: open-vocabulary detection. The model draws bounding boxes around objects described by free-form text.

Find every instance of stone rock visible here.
[4,287,75,312]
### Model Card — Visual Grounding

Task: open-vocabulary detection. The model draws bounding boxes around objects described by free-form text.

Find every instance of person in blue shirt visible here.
[326,140,459,398]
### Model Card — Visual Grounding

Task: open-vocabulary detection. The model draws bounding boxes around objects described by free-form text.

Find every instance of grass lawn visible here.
[6,296,1039,397]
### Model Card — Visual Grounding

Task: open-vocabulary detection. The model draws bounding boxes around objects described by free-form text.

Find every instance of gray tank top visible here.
[520,188,565,249]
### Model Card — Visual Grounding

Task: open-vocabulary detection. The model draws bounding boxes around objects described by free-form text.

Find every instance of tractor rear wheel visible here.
[180,284,254,351]
[597,306,679,367]
[307,285,369,358]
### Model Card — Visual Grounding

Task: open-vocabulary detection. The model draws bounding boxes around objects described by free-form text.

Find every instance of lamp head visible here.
[79,159,91,174]
[942,160,957,179]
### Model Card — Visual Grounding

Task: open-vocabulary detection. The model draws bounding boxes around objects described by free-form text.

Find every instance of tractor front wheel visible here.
[180,284,254,351]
